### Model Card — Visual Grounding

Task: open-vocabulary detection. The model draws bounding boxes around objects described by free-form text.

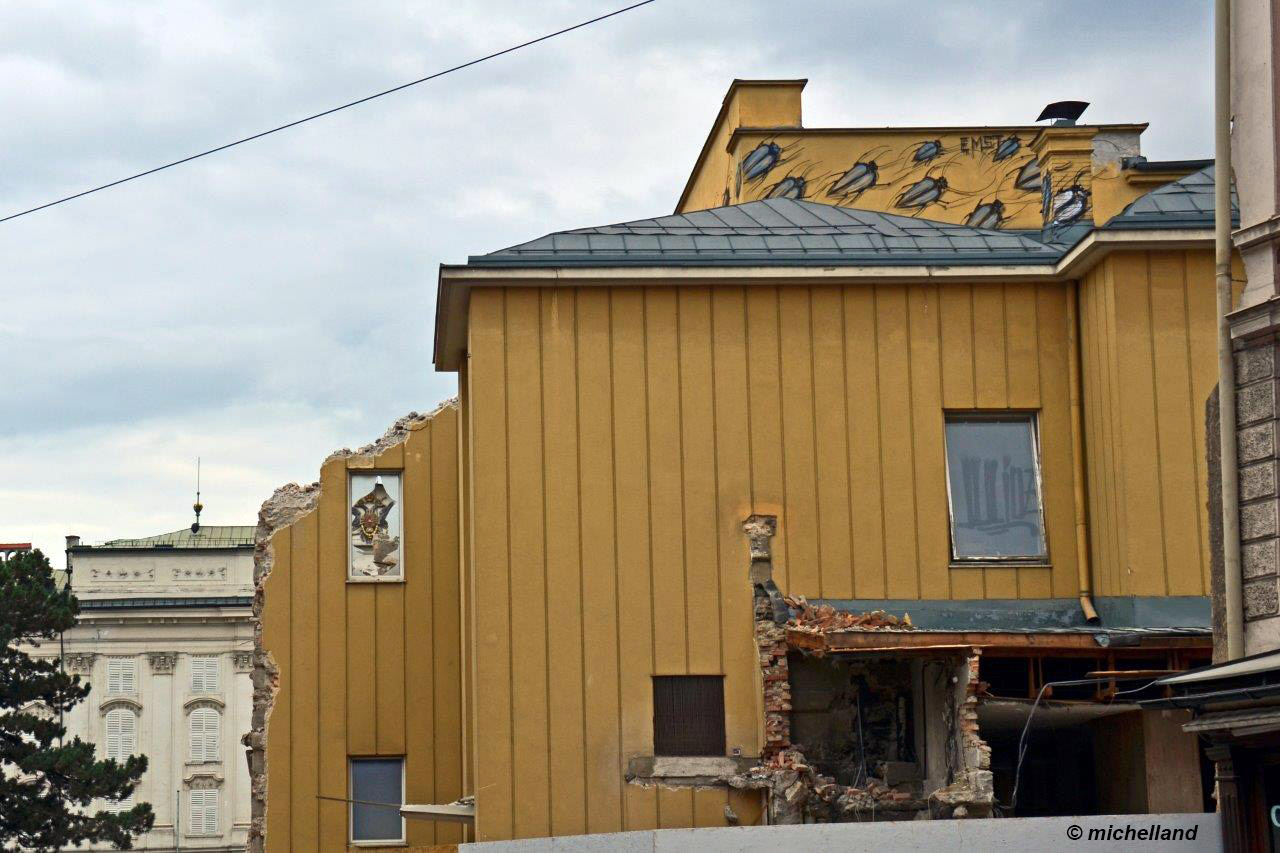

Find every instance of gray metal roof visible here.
[470,199,1063,268]
[1107,164,1237,229]
[1159,648,1280,686]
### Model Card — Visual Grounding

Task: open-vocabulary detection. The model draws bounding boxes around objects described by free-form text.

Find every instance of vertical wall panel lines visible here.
[711,286,763,756]
[678,287,724,673]
[316,459,347,845]
[503,288,551,838]
[778,287,821,596]
[610,288,658,830]
[909,285,950,599]
[812,285,854,599]
[744,287,788,590]
[576,288,624,833]
[875,285,918,598]
[540,288,587,836]
[845,286,887,598]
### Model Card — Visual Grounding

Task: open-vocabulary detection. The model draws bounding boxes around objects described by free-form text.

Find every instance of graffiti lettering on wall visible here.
[735,134,1091,230]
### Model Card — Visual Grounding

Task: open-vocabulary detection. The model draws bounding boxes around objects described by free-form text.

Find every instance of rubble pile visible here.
[784,595,915,634]
[728,748,924,824]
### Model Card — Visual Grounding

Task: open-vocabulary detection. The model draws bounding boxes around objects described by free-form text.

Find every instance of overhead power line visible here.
[0,0,657,225]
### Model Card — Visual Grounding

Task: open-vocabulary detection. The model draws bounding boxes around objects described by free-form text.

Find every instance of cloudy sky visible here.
[0,0,1211,564]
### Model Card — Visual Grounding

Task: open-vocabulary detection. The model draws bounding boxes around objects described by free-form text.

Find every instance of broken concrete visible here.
[737,514,994,825]
[244,481,320,853]
[243,403,456,853]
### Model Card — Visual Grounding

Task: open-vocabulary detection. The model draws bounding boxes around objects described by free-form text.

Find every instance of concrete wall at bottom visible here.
[461,813,1220,853]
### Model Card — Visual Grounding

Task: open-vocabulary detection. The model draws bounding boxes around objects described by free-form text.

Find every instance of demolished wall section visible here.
[243,404,454,852]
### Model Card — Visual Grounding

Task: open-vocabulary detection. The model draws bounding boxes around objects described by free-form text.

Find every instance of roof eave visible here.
[432,227,1214,374]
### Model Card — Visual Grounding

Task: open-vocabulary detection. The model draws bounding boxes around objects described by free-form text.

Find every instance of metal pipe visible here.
[1067,282,1099,623]
[1216,0,1244,660]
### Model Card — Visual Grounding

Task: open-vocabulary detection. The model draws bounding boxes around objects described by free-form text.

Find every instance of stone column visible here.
[1204,743,1246,852]
[1227,314,1280,654]
[148,652,177,848]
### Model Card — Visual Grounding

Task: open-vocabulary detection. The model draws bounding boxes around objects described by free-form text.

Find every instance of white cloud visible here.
[0,0,1212,564]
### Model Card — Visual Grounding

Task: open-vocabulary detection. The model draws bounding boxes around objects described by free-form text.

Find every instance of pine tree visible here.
[0,548,153,851]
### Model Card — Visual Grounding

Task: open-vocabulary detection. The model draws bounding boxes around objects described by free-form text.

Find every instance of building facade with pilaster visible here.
[53,527,255,852]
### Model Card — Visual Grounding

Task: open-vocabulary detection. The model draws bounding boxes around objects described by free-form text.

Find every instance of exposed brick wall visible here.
[754,589,791,759]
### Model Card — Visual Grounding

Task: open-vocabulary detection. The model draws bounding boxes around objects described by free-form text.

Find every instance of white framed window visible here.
[349,757,404,844]
[103,707,137,811]
[188,788,219,836]
[943,412,1048,562]
[188,707,221,763]
[106,657,136,694]
[190,655,219,693]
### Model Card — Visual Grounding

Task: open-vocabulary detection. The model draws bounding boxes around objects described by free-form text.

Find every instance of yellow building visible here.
[251,80,1233,848]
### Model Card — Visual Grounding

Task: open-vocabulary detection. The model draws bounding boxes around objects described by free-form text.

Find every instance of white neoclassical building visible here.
[52,525,255,852]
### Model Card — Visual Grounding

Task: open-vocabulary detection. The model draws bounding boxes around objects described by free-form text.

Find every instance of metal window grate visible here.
[652,675,726,756]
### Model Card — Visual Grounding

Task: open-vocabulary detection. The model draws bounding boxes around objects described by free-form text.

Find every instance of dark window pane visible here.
[944,416,1047,560]
[653,676,726,756]
[350,758,403,842]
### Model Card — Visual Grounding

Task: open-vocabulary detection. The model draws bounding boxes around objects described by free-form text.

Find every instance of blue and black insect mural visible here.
[766,176,807,200]
[896,176,948,209]
[1015,158,1042,192]
[827,161,878,198]
[994,136,1021,162]
[741,142,782,182]
[914,140,943,162]
[1050,185,1089,225]
[965,199,1005,229]
[1041,176,1054,218]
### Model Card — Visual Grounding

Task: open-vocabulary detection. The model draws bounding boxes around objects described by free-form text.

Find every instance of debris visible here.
[784,595,915,633]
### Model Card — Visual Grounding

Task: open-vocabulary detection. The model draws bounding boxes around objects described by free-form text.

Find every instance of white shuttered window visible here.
[188,708,221,762]
[190,656,219,693]
[188,788,219,835]
[104,708,137,810]
[106,658,136,694]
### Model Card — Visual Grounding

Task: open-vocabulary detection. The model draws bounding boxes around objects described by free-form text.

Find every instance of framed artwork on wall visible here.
[348,472,403,582]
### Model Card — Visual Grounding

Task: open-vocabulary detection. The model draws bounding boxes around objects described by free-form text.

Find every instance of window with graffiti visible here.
[943,414,1047,561]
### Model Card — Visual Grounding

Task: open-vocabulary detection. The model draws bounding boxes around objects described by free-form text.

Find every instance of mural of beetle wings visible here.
[965,199,1005,229]
[828,162,878,197]
[740,142,782,182]
[913,139,943,162]
[1051,186,1089,225]
[896,176,947,209]
[994,136,1021,162]
[1014,159,1042,192]
[766,176,807,200]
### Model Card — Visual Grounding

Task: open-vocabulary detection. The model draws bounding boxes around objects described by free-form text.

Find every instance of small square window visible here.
[349,757,404,844]
[106,657,136,694]
[944,413,1047,561]
[190,655,219,693]
[652,675,726,756]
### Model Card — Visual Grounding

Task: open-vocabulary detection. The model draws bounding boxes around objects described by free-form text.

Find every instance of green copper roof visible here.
[93,526,255,549]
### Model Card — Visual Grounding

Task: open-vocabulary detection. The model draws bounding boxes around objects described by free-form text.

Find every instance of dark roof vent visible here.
[1036,100,1090,126]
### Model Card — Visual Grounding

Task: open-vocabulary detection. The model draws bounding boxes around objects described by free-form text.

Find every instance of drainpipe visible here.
[1216,0,1244,660]
[1067,284,1099,623]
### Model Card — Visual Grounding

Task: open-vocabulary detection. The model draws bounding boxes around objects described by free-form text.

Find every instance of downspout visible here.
[1216,0,1245,660]
[1067,283,1099,623]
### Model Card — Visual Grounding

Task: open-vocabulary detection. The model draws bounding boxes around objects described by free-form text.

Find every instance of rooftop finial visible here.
[191,457,203,534]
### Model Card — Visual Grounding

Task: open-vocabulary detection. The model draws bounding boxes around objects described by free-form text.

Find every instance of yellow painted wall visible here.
[260,405,466,852]
[1078,251,1220,597]
[726,128,1056,229]
[461,280,1107,839]
[679,81,805,213]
